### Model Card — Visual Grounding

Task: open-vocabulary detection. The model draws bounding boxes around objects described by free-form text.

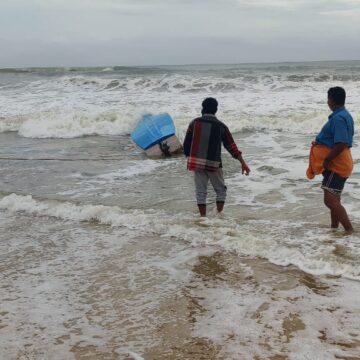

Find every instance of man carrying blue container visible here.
[183,97,250,217]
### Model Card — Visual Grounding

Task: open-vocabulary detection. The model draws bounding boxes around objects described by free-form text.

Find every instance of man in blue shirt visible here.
[315,87,354,232]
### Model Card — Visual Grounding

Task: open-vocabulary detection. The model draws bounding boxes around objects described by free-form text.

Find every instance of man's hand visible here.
[323,158,331,170]
[323,143,348,171]
[241,161,250,175]
[237,154,250,175]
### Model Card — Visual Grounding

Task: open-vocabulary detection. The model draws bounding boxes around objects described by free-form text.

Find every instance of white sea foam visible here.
[0,115,26,133]
[1,194,359,281]
[123,351,145,360]
[0,194,170,232]
[16,109,140,138]
[2,107,355,138]
[191,277,360,359]
[102,67,114,72]
[1,63,360,138]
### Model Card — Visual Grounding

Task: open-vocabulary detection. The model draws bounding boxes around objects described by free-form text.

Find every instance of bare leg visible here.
[216,201,224,213]
[323,190,353,232]
[330,210,340,229]
[197,204,206,217]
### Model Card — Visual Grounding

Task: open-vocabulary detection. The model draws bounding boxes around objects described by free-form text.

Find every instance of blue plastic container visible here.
[131,113,175,150]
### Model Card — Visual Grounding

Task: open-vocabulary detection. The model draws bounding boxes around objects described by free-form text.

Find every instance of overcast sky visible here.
[1,0,360,67]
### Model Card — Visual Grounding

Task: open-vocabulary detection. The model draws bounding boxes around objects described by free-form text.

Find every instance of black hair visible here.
[328,87,346,106]
[202,97,218,114]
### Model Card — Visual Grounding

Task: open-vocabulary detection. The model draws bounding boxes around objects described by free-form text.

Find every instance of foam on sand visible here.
[189,255,360,359]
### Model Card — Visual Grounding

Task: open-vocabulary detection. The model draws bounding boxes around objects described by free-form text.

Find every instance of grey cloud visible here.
[0,0,359,66]
[1,34,359,68]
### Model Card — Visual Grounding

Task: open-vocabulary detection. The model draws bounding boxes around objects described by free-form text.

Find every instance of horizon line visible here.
[1,59,360,70]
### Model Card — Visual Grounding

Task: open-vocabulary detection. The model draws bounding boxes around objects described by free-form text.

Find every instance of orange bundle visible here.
[306,144,353,179]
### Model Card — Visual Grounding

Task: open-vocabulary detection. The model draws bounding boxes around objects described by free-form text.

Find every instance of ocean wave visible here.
[0,193,171,232]
[1,108,352,138]
[175,111,340,136]
[61,76,105,88]
[0,115,25,133]
[105,80,121,89]
[287,73,360,82]
[0,68,30,74]
[1,63,360,139]
[14,69,360,96]
[1,193,359,281]
[2,109,140,138]
[55,75,253,92]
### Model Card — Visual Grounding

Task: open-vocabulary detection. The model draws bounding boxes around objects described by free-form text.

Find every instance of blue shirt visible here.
[316,106,354,148]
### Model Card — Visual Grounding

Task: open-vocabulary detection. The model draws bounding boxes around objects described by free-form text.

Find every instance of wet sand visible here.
[1,216,359,359]
[142,252,360,360]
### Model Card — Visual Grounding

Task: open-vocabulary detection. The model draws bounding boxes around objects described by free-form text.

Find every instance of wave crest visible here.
[8,109,140,138]
[1,193,359,281]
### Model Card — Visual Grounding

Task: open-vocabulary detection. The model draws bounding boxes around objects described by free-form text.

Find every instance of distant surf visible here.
[1,61,359,138]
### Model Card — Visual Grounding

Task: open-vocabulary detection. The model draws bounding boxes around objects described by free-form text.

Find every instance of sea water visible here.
[0,62,360,359]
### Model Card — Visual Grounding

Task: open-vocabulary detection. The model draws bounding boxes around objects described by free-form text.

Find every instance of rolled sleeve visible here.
[222,126,241,159]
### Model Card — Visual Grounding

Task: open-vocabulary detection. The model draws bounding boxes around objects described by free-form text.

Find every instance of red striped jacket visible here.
[183,114,241,171]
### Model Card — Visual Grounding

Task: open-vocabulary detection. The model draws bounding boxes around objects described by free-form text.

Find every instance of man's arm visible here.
[183,122,194,157]
[323,143,348,170]
[237,153,251,175]
[222,126,250,175]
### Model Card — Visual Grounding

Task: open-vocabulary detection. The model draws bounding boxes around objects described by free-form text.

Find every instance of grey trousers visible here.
[194,169,227,205]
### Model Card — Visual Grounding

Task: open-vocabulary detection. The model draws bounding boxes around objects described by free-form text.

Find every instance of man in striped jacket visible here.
[183,97,250,217]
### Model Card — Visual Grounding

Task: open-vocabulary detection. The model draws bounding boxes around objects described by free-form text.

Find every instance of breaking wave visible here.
[0,109,338,138]
[0,110,141,138]
[1,62,359,138]
[1,193,359,281]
